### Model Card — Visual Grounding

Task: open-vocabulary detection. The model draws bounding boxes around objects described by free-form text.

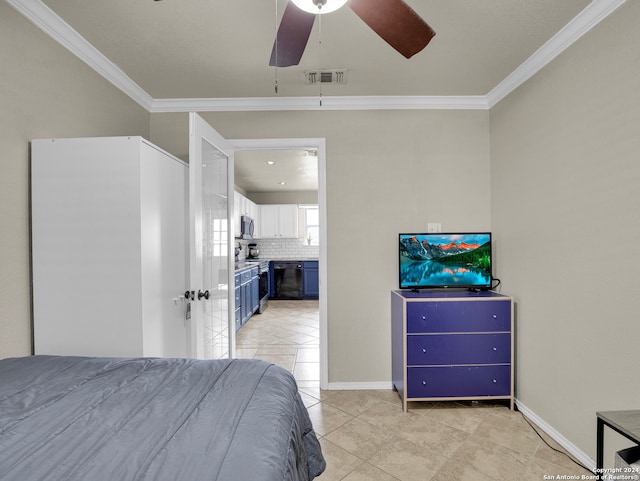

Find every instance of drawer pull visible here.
[421,315,426,320]
[492,314,497,319]
[422,348,427,353]
[493,347,497,351]
[492,379,497,383]
[422,380,427,385]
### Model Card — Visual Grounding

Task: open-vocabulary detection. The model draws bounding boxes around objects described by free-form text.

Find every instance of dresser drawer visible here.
[407,365,511,398]
[407,333,511,365]
[406,300,511,333]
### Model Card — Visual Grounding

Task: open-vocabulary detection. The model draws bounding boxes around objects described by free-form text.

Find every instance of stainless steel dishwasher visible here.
[272,261,303,299]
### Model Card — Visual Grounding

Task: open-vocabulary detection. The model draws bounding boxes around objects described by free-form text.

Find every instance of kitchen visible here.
[233,149,320,381]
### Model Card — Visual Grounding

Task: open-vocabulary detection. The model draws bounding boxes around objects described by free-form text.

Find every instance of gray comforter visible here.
[0,356,325,481]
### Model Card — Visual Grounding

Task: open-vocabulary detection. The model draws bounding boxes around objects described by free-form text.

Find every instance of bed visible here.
[0,355,326,481]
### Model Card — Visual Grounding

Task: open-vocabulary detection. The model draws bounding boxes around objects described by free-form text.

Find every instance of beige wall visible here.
[152,109,491,383]
[490,0,640,462]
[0,3,150,358]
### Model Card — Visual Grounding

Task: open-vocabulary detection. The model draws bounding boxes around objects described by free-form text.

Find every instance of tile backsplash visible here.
[237,238,318,261]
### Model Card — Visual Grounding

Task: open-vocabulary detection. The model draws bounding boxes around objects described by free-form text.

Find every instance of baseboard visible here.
[515,399,595,471]
[325,381,394,391]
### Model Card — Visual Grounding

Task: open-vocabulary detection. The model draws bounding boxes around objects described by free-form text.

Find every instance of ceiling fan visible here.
[269,0,436,68]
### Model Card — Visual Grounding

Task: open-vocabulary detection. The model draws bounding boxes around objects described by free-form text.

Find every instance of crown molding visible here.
[486,0,628,108]
[8,0,627,113]
[150,95,489,112]
[6,0,154,111]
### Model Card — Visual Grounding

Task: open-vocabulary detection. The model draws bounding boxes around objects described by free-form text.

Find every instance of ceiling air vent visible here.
[304,69,348,85]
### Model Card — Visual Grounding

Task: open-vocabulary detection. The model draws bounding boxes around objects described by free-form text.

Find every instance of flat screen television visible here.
[399,232,493,290]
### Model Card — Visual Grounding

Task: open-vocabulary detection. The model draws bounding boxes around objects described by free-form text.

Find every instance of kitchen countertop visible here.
[234,258,318,272]
[234,261,261,272]
[268,258,318,262]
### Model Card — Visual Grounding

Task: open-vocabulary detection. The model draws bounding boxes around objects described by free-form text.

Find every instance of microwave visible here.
[240,215,254,239]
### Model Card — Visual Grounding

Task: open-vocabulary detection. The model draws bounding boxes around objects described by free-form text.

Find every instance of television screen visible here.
[399,232,492,290]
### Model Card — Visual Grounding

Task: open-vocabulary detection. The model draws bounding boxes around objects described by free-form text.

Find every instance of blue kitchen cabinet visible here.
[239,269,252,325]
[236,266,260,330]
[234,273,241,332]
[302,261,319,299]
[250,267,260,313]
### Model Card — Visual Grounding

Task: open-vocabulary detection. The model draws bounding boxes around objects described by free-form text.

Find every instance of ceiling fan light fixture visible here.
[291,0,348,14]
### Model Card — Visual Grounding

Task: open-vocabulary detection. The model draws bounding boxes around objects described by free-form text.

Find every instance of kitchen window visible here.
[302,205,319,246]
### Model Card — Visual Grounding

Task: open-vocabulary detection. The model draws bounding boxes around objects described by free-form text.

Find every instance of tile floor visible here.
[236,299,321,387]
[236,300,592,481]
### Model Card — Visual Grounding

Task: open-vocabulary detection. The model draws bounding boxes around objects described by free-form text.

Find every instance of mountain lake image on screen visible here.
[399,232,492,289]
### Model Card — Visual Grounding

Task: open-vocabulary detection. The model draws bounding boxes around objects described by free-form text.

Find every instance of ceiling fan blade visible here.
[269,1,316,67]
[349,0,435,59]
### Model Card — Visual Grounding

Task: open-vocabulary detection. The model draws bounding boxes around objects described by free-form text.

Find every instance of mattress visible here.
[0,356,325,481]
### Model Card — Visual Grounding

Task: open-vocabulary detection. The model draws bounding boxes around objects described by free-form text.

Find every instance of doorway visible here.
[229,138,327,389]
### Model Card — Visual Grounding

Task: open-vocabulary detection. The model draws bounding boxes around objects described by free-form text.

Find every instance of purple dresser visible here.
[391,290,514,412]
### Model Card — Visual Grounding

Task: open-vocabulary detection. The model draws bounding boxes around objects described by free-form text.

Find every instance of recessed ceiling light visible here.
[279,181,287,185]
[266,161,276,165]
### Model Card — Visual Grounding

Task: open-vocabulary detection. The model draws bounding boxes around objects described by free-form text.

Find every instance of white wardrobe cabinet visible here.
[31,137,189,358]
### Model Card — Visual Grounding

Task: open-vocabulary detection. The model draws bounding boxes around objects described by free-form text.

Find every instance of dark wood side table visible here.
[596,410,640,479]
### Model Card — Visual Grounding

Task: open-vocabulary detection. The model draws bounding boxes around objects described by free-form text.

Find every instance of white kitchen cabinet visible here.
[233,191,242,236]
[247,197,259,222]
[234,190,259,238]
[258,204,298,238]
[31,136,189,358]
[238,192,258,220]
[258,204,278,238]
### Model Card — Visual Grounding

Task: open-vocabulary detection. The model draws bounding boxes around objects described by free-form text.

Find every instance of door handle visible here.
[185,290,195,301]
[198,289,210,300]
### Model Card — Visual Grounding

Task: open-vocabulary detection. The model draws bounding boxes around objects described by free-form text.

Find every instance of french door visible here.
[188,113,235,359]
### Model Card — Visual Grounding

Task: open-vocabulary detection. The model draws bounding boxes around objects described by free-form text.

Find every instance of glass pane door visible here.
[201,140,229,359]
[188,112,234,359]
